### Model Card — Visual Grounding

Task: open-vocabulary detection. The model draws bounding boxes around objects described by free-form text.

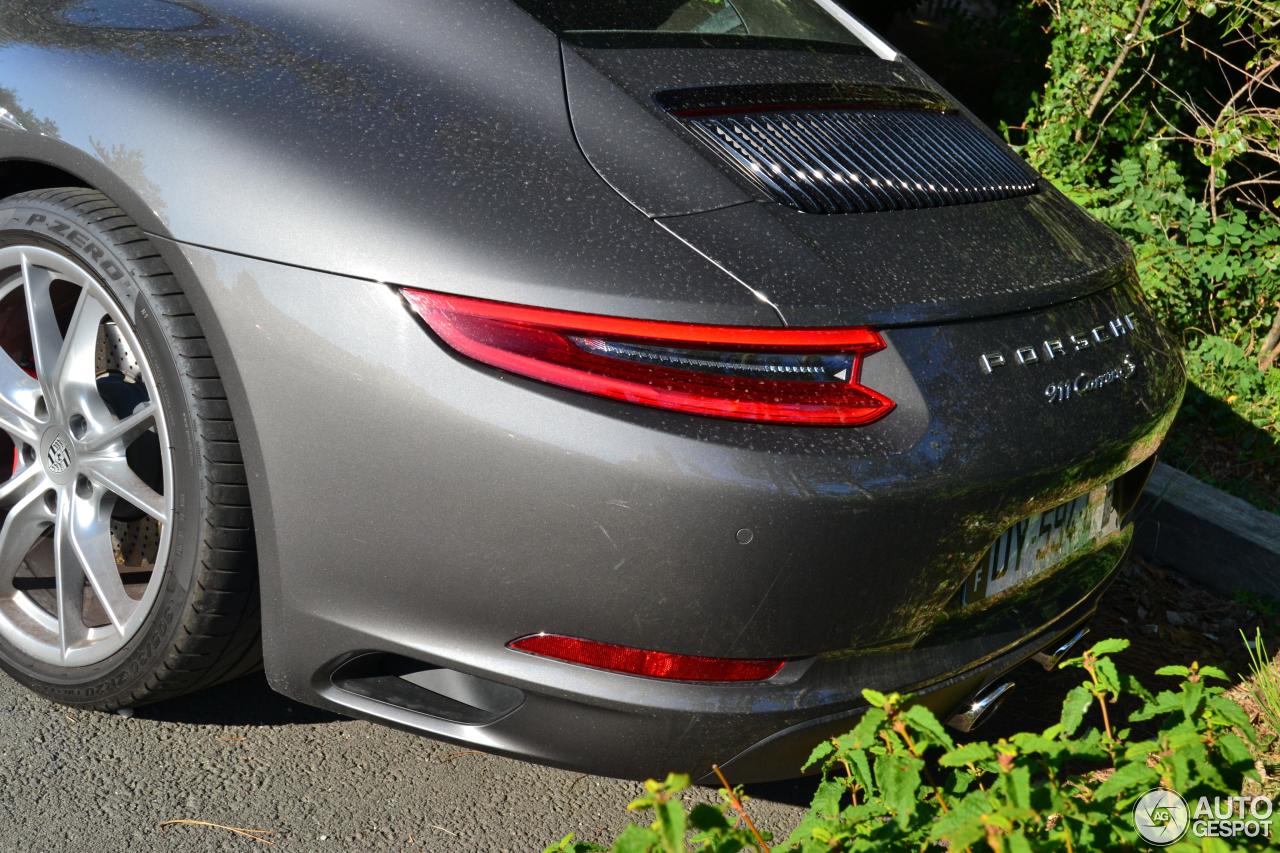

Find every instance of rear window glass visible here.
[510,0,869,52]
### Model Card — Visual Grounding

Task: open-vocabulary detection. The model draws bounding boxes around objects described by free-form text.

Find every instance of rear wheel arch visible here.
[0,138,171,238]
[141,233,277,580]
[0,188,266,701]
[0,155,273,589]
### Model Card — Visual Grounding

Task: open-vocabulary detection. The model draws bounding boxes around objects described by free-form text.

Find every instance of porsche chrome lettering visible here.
[980,314,1137,374]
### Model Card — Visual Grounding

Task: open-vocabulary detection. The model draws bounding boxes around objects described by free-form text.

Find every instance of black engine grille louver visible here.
[683,108,1038,214]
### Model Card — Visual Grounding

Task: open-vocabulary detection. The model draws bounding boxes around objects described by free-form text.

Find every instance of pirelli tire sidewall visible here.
[0,199,202,698]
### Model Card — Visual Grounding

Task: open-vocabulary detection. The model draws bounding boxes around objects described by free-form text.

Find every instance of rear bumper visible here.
[162,240,1182,781]
[311,533,1127,782]
[713,561,1119,782]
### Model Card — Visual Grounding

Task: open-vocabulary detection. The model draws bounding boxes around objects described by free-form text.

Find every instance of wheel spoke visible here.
[0,477,51,588]
[0,407,39,447]
[51,288,108,395]
[21,255,64,400]
[0,245,173,666]
[84,457,166,522]
[0,462,42,507]
[65,492,134,635]
[0,349,41,443]
[53,503,88,657]
[81,403,156,453]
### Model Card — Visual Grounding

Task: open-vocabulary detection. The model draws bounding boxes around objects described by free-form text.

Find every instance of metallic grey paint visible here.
[0,0,1185,780]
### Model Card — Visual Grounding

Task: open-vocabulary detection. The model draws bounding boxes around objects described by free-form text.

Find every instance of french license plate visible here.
[960,483,1121,605]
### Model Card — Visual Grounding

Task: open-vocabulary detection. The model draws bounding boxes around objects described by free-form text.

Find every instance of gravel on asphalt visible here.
[0,672,810,852]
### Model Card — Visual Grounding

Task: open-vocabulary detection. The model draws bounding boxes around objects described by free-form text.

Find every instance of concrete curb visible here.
[1134,462,1280,600]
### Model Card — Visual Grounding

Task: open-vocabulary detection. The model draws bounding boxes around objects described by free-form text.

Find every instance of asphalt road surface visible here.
[0,671,810,851]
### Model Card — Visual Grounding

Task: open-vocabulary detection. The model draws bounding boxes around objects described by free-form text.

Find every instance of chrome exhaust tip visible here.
[1032,627,1090,672]
[946,680,1015,733]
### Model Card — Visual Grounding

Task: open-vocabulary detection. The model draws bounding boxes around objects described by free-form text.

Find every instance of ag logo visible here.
[46,434,71,474]
[1134,788,1189,846]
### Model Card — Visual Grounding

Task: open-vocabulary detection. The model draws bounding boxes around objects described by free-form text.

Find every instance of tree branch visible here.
[1261,311,1280,373]
[1083,0,1156,124]
[1083,53,1157,162]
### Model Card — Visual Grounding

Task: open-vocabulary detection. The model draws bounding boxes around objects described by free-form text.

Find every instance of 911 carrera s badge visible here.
[1044,354,1138,404]
[979,313,1137,374]
[47,435,71,474]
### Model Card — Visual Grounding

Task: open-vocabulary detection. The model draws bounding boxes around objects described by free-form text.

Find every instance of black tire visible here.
[0,187,260,709]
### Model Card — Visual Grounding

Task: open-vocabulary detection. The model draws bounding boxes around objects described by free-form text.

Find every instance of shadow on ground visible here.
[1162,380,1280,515]
[740,777,820,808]
[136,671,342,727]
[141,670,829,808]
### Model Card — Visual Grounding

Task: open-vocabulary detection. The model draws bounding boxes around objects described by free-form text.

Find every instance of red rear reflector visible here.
[507,634,785,682]
[401,289,894,425]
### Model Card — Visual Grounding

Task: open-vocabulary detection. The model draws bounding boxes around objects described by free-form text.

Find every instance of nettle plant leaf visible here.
[610,824,660,853]
[1122,738,1161,762]
[847,750,874,794]
[946,768,979,796]
[654,797,686,851]
[1005,832,1034,853]
[1093,761,1158,800]
[806,778,844,819]
[688,803,730,833]
[1155,664,1191,677]
[1092,656,1123,696]
[901,704,955,751]
[1181,678,1206,718]
[926,792,990,849]
[542,833,606,853]
[1131,689,1182,722]
[1216,731,1257,777]
[843,801,891,823]
[873,753,923,829]
[1168,742,1196,794]
[939,741,995,767]
[1121,673,1153,702]
[1086,638,1131,657]
[838,708,887,753]
[1060,684,1094,734]
[1206,694,1256,738]
[801,740,834,771]
[553,640,1264,853]
[1006,765,1033,811]
[1065,727,1111,760]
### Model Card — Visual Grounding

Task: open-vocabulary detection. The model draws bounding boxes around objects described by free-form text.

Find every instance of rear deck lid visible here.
[533,2,1135,326]
[656,186,1133,327]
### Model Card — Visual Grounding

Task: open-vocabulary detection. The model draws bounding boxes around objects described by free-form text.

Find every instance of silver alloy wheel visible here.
[0,245,172,667]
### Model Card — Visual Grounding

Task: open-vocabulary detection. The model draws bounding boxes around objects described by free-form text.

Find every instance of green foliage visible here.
[1085,148,1280,340]
[1021,0,1196,186]
[549,641,1262,852]
[1019,0,1280,510]
[1085,146,1280,500]
[1022,0,1279,204]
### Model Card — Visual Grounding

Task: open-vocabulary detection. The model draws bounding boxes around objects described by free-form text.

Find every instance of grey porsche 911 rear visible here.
[0,0,1182,781]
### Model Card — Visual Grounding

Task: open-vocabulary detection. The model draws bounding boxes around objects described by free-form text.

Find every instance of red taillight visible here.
[508,634,785,682]
[401,289,894,426]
